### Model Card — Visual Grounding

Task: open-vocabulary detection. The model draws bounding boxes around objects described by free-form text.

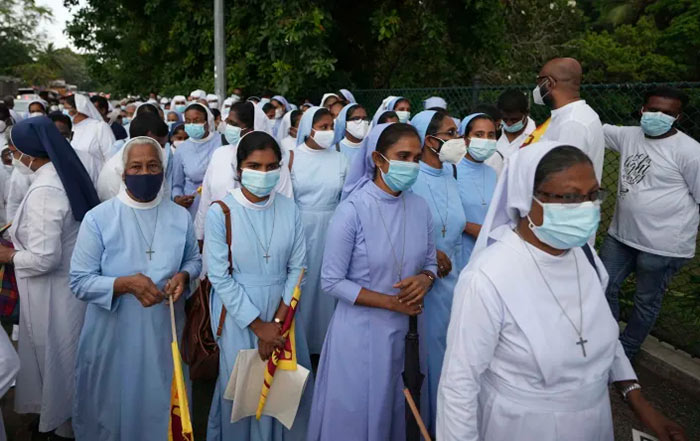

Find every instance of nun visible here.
[371,109,400,128]
[0,116,100,438]
[319,93,340,109]
[64,93,116,170]
[339,89,356,104]
[194,101,293,243]
[455,113,499,268]
[409,110,467,436]
[332,103,370,163]
[171,102,222,216]
[308,123,437,441]
[437,141,686,441]
[372,96,412,125]
[70,136,201,440]
[27,99,48,117]
[275,109,302,156]
[171,95,188,115]
[205,131,312,441]
[271,95,290,133]
[290,106,348,355]
[423,96,447,111]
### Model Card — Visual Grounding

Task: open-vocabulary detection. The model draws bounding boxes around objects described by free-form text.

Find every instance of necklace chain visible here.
[515,228,585,346]
[426,176,449,237]
[242,201,276,263]
[375,196,406,281]
[131,207,159,260]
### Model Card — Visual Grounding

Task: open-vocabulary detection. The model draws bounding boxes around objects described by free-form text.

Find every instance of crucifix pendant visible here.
[441,225,446,237]
[263,252,271,263]
[145,249,155,261]
[576,336,588,357]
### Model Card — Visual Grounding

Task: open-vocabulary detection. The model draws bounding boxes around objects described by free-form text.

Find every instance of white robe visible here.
[9,163,87,433]
[437,228,636,441]
[0,328,19,441]
[193,144,294,241]
[71,117,116,172]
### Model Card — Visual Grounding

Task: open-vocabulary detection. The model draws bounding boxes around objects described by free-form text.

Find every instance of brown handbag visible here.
[182,200,232,381]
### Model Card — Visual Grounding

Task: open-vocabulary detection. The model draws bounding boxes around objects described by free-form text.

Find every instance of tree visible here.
[0,0,52,76]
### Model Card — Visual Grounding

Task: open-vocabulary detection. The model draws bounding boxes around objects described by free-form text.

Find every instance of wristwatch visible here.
[620,382,642,401]
[420,270,436,285]
[274,317,282,326]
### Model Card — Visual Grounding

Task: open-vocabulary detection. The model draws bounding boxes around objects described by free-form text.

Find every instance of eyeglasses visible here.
[535,189,608,204]
[432,129,459,138]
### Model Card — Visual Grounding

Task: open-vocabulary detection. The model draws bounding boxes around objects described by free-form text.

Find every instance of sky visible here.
[37,0,82,50]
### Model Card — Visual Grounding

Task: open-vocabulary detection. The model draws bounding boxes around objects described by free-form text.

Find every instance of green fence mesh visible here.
[354,82,700,354]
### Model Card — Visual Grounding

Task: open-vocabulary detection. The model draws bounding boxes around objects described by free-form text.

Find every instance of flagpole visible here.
[169,292,178,343]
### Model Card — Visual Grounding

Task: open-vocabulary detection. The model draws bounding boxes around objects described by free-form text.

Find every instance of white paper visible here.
[632,428,659,441]
[224,349,310,430]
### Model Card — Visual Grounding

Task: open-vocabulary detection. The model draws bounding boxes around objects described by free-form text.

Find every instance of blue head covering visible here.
[169,121,185,140]
[409,110,438,146]
[371,110,397,128]
[333,103,359,145]
[165,110,183,123]
[459,112,487,136]
[10,116,99,221]
[339,89,356,103]
[296,106,326,146]
[386,96,406,111]
[341,123,393,200]
[272,95,290,111]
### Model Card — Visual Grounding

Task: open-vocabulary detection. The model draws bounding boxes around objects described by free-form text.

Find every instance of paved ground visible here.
[1,362,697,440]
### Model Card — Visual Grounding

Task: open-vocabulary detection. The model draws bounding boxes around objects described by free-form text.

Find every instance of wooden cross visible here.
[576,336,588,357]
[146,249,155,260]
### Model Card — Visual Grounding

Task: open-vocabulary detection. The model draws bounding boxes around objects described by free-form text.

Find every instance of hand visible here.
[436,250,452,278]
[0,246,15,264]
[164,272,189,304]
[629,391,687,441]
[394,274,432,306]
[250,319,285,353]
[258,340,278,361]
[388,295,423,316]
[174,195,195,208]
[116,273,164,307]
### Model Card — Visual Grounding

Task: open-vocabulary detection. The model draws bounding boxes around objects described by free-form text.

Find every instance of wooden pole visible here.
[403,388,432,441]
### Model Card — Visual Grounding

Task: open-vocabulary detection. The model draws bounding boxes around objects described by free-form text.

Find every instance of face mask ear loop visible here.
[528,196,545,230]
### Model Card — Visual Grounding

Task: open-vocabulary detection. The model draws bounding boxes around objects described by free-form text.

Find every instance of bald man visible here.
[534,57,605,180]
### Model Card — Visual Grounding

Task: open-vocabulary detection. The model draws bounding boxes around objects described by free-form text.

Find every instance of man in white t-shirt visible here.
[484,89,536,175]
[534,57,605,181]
[600,86,700,361]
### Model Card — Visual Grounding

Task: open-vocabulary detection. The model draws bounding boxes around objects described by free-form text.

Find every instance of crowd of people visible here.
[0,56,695,441]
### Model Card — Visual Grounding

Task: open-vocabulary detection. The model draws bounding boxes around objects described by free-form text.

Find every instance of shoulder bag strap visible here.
[211,200,233,337]
[582,243,601,281]
[288,149,295,171]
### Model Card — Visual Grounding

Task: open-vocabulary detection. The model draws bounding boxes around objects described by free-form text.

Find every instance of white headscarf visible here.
[319,93,340,107]
[184,102,216,142]
[190,89,207,100]
[27,98,48,113]
[116,136,166,209]
[206,94,220,109]
[275,110,294,143]
[253,102,273,134]
[74,94,104,121]
[471,140,564,258]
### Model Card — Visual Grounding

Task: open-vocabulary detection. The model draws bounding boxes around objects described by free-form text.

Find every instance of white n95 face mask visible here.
[395,110,411,123]
[312,130,335,149]
[437,138,467,165]
[346,120,370,140]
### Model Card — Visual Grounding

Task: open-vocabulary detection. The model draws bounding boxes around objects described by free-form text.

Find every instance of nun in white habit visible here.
[63,94,116,171]
[436,141,686,441]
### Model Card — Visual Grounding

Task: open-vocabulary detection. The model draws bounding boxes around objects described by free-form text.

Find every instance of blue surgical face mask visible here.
[528,197,600,250]
[240,168,281,197]
[467,137,498,161]
[185,123,206,140]
[503,117,525,133]
[640,110,676,137]
[122,116,131,126]
[175,104,187,113]
[225,124,242,145]
[378,153,420,192]
[63,109,74,123]
[166,121,175,131]
[125,172,164,202]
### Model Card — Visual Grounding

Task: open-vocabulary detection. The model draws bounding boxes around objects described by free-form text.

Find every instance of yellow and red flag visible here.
[255,269,305,419]
[168,297,194,441]
[521,117,551,148]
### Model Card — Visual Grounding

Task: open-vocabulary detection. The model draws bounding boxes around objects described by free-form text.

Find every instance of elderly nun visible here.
[291,106,348,355]
[204,131,311,441]
[0,116,100,438]
[70,136,201,440]
[409,110,467,436]
[194,101,293,243]
[171,102,223,216]
[308,123,437,441]
[437,141,686,441]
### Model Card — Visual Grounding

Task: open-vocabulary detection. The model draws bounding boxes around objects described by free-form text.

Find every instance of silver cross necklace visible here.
[375,195,406,283]
[131,207,159,261]
[242,202,276,263]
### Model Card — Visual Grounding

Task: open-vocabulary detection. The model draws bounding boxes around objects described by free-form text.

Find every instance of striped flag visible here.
[168,296,194,441]
[521,117,551,148]
[255,269,305,420]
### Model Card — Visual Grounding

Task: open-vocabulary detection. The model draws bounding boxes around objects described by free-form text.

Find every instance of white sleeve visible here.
[602,124,623,152]
[194,158,216,241]
[97,122,116,163]
[436,269,504,441]
[6,170,31,222]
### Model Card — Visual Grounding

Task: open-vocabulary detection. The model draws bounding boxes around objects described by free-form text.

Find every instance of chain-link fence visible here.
[354,82,700,355]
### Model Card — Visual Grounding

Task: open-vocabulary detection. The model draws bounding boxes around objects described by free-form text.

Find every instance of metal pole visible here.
[214,0,226,104]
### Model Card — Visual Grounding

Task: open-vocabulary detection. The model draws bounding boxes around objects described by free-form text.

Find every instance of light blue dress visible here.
[205,190,312,441]
[291,144,348,354]
[410,162,466,435]
[69,198,202,441]
[336,139,363,165]
[456,157,497,268]
[308,182,437,441]
[171,134,222,217]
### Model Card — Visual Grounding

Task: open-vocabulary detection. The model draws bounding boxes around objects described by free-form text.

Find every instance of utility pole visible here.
[214,0,226,104]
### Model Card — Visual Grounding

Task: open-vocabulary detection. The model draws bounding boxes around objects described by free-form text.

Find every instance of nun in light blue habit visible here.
[410,110,467,436]
[308,122,437,441]
[331,103,370,164]
[456,113,499,269]
[291,106,348,355]
[70,136,202,440]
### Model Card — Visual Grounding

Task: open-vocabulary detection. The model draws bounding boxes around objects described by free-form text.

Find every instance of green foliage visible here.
[0,0,52,76]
